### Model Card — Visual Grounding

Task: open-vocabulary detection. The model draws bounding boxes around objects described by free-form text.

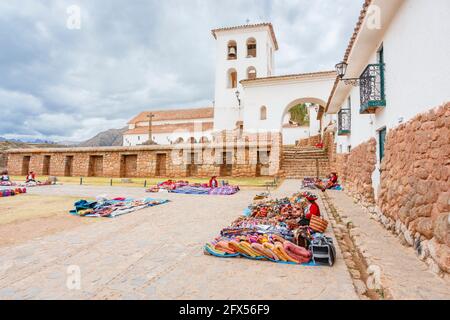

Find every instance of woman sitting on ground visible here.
[315,172,338,192]
[299,192,320,226]
[208,176,219,188]
[26,171,36,183]
[1,170,10,182]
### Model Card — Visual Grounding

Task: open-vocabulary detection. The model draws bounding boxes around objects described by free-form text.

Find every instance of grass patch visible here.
[10,175,279,188]
[0,194,81,225]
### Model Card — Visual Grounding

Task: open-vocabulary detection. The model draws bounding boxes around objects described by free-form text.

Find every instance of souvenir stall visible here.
[204,192,336,266]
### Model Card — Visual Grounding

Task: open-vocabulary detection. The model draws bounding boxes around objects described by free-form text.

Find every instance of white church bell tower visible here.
[211,23,278,132]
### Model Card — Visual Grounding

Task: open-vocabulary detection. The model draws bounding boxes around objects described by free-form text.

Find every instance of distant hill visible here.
[0,140,65,170]
[78,128,126,147]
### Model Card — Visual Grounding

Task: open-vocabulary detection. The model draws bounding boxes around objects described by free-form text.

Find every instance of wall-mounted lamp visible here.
[335,61,360,87]
[235,90,241,106]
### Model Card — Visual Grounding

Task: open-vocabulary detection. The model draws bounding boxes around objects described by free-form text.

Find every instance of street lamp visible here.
[335,61,360,86]
[235,90,241,106]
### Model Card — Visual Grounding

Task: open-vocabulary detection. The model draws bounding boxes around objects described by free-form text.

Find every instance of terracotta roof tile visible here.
[127,107,214,124]
[124,122,214,135]
[211,23,279,50]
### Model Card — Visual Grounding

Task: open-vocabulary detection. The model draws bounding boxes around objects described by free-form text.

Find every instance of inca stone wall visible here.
[341,138,377,205]
[6,132,282,178]
[378,103,449,273]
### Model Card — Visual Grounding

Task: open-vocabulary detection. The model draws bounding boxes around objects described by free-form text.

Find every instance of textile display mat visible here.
[69,197,169,218]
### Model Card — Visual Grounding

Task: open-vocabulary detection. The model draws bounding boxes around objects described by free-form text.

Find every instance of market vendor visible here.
[315,172,338,192]
[209,176,219,188]
[26,171,36,183]
[299,192,320,226]
[1,170,10,182]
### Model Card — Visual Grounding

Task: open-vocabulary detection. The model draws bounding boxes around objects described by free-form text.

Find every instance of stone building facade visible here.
[6,133,282,178]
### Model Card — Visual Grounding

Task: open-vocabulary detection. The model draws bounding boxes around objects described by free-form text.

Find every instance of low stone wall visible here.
[335,153,348,184]
[296,134,321,147]
[342,138,377,204]
[6,133,282,178]
[377,103,449,274]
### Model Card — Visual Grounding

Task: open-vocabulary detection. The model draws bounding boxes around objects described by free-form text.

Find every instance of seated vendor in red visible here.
[26,171,36,183]
[315,172,338,192]
[208,176,219,188]
[299,192,320,226]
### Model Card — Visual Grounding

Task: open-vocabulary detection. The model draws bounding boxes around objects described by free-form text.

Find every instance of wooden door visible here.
[156,154,167,177]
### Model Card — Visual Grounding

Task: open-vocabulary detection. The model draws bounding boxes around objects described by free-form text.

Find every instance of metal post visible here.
[110,179,113,186]
[147,113,155,144]
[80,177,83,185]
[144,180,147,188]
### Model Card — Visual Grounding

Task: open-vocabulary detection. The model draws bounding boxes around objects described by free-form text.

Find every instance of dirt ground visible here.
[0,194,95,247]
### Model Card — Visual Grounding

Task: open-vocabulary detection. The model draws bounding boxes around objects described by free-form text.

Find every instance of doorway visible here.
[42,155,51,176]
[21,156,31,175]
[220,152,232,177]
[120,155,138,177]
[379,127,387,162]
[156,154,167,177]
[64,156,74,177]
[186,153,199,177]
[88,155,104,177]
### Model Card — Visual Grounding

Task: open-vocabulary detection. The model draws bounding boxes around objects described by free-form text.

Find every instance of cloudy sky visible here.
[0,0,362,142]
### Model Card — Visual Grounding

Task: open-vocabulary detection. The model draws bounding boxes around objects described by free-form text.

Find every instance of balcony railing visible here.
[338,108,351,135]
[359,63,386,114]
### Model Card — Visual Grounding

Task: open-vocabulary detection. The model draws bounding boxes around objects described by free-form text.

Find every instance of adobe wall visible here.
[6,132,282,178]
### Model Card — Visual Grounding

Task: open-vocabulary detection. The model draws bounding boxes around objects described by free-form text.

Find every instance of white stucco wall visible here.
[241,76,335,136]
[123,130,213,146]
[334,0,450,199]
[213,27,276,131]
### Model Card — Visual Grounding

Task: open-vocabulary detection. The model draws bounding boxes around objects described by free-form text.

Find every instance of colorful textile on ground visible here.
[0,187,27,197]
[208,185,240,195]
[69,197,169,218]
[205,192,329,266]
[146,180,239,195]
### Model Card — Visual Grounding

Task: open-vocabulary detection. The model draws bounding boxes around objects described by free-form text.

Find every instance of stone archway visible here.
[281,97,327,145]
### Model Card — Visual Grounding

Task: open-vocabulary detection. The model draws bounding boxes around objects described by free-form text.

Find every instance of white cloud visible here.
[0,0,363,141]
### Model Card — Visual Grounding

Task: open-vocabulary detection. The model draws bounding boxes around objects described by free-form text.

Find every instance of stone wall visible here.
[0,152,6,172]
[342,138,377,205]
[377,103,449,273]
[6,132,282,178]
[296,134,321,147]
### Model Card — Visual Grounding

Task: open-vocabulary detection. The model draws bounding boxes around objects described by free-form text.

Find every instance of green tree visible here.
[289,103,310,126]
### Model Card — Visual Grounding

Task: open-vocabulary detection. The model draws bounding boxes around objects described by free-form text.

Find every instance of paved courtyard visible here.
[0,180,358,300]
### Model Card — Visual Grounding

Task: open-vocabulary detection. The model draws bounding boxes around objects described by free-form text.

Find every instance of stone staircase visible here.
[280,145,330,179]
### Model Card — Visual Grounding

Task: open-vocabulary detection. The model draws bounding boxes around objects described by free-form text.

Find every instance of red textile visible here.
[305,202,320,220]
[209,177,218,188]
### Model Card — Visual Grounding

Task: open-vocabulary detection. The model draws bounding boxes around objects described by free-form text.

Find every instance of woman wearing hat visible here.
[299,192,321,226]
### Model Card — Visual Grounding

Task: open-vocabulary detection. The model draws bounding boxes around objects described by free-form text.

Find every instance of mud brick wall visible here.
[344,138,377,204]
[378,103,449,273]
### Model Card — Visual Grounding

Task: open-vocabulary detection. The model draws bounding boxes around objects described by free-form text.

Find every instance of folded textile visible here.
[169,186,211,195]
[69,197,169,218]
[208,185,240,195]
